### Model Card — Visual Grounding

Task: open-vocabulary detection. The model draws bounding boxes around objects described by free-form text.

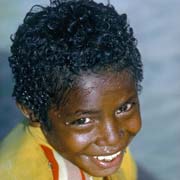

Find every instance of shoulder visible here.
[0,122,52,179]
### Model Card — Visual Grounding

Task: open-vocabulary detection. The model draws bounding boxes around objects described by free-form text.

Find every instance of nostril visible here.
[119,129,125,137]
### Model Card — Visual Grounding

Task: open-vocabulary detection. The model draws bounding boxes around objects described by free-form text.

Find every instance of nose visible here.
[95,118,121,147]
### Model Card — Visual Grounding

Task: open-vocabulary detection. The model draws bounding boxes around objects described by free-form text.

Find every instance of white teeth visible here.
[94,151,121,162]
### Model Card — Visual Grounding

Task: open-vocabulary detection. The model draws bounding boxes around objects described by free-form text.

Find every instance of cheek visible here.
[49,129,93,154]
[126,113,142,135]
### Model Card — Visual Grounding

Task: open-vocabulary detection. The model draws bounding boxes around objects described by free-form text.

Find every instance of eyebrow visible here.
[120,94,138,105]
[68,109,101,116]
[124,94,138,102]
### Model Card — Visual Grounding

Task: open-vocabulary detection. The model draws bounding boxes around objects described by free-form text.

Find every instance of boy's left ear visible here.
[16,102,41,127]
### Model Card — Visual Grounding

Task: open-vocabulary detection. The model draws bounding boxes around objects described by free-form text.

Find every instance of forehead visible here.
[76,71,134,92]
[60,71,137,110]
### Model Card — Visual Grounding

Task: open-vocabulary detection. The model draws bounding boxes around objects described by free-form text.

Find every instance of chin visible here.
[85,165,119,177]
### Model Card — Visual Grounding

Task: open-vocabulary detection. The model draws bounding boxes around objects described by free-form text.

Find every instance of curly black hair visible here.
[9,0,143,129]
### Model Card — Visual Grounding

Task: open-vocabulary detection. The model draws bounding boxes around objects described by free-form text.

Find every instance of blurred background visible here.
[0,0,179,179]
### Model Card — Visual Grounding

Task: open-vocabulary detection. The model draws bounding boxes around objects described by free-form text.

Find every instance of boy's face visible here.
[46,71,141,177]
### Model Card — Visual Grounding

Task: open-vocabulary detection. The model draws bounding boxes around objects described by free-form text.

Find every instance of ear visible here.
[16,102,41,127]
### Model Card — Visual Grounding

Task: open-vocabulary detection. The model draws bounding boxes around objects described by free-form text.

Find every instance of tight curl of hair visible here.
[9,0,143,129]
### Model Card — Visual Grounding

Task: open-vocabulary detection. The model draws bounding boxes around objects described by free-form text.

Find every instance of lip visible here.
[91,150,124,169]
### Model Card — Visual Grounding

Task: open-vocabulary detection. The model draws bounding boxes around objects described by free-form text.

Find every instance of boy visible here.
[0,0,143,179]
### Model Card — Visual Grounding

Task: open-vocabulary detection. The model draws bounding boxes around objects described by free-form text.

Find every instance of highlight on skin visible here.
[9,0,143,129]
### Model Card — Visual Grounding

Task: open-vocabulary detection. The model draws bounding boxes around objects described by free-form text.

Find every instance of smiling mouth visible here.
[93,150,124,162]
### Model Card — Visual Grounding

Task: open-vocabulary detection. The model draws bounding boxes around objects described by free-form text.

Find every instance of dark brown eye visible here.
[69,117,91,125]
[115,102,135,117]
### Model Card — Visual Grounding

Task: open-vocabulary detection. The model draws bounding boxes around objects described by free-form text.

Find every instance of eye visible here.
[67,117,92,126]
[115,102,135,117]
